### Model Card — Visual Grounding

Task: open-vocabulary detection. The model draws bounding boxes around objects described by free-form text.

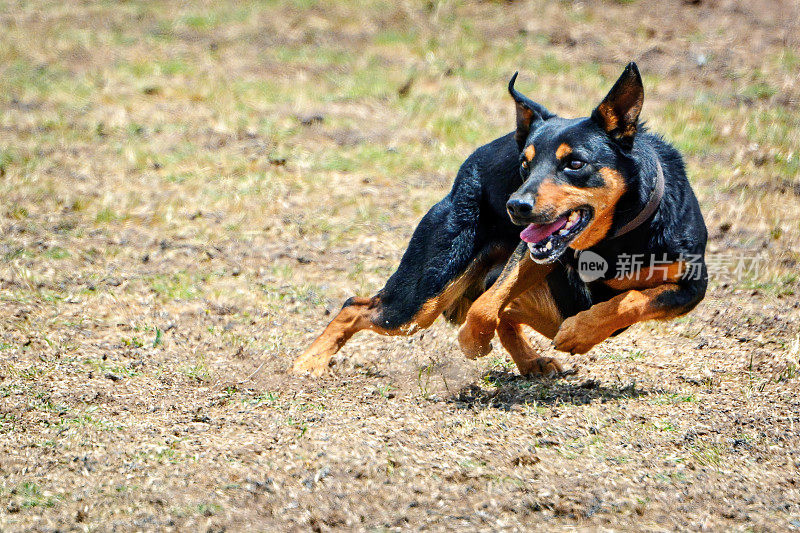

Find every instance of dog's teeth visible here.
[566,211,581,229]
[559,228,569,235]
[565,211,580,230]
[527,242,536,253]
[545,241,552,250]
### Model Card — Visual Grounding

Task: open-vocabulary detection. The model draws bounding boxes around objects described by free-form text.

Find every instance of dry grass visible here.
[1,0,800,530]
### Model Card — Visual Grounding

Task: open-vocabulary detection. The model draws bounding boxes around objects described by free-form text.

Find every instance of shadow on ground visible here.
[451,370,660,410]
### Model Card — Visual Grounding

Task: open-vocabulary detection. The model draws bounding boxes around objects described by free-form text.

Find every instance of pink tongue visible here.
[520,216,568,244]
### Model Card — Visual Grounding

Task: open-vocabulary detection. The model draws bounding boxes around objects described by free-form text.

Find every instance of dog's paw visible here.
[553,315,604,355]
[458,319,496,359]
[290,352,330,377]
[518,356,563,377]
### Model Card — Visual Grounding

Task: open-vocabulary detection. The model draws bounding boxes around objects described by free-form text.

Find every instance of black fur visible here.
[375,133,522,329]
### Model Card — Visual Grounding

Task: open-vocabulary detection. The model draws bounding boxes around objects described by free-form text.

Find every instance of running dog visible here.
[292,62,707,377]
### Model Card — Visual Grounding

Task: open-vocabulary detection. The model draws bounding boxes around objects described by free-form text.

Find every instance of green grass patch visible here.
[147,271,202,301]
[43,246,70,260]
[15,482,61,509]
[737,273,798,296]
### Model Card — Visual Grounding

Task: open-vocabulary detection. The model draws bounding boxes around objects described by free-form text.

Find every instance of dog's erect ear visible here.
[508,72,551,151]
[591,62,644,149]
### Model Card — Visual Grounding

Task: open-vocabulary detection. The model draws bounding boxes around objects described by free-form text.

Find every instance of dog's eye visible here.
[521,160,529,170]
[566,159,585,171]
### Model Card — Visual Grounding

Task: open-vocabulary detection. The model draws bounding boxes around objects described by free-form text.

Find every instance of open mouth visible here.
[519,208,593,263]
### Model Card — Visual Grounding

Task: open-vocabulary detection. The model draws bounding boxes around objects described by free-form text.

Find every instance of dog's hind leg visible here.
[291,296,389,377]
[291,265,486,376]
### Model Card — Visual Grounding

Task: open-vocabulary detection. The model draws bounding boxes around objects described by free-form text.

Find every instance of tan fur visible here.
[410,269,481,330]
[553,284,685,354]
[502,285,563,339]
[524,144,535,162]
[595,101,619,131]
[532,167,626,249]
[458,246,564,375]
[555,143,572,159]
[458,246,554,359]
[292,263,486,375]
[604,261,685,291]
[515,105,535,146]
[496,317,562,376]
[596,85,642,139]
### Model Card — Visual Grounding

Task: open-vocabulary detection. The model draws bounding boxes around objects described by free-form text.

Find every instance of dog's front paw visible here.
[553,315,605,355]
[458,318,497,359]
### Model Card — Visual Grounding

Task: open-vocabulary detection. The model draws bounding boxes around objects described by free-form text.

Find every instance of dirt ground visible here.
[1,0,800,531]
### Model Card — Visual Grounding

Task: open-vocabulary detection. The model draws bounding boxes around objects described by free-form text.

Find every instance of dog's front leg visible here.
[553,282,703,354]
[458,243,553,358]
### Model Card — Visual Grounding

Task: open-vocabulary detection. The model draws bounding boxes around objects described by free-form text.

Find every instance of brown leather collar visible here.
[611,154,665,239]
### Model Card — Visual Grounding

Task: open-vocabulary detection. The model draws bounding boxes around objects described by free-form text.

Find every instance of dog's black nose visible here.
[506,198,533,219]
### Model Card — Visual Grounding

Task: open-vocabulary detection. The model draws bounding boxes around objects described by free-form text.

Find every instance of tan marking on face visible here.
[604,261,685,291]
[555,143,572,160]
[531,167,626,249]
[523,144,535,162]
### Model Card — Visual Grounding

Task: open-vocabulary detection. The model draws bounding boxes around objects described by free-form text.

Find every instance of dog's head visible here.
[506,62,644,263]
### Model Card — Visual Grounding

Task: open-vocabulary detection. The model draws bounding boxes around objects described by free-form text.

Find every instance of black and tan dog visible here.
[292,62,707,377]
